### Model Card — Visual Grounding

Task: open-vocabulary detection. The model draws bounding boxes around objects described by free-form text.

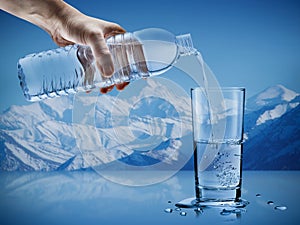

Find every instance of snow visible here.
[0,83,299,171]
[256,104,287,126]
[256,84,297,102]
[246,84,299,112]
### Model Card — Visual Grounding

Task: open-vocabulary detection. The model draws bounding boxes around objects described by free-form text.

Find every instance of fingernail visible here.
[97,61,113,78]
[102,65,114,77]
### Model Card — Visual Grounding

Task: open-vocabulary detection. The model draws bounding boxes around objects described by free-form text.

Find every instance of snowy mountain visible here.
[243,85,300,170]
[0,79,192,171]
[181,84,300,170]
[0,83,299,171]
[244,84,299,128]
[0,95,78,171]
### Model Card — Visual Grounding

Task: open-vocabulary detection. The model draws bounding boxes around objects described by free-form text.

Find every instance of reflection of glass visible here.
[177,87,248,208]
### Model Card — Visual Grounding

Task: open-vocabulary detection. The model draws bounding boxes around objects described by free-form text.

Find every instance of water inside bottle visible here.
[18,45,85,101]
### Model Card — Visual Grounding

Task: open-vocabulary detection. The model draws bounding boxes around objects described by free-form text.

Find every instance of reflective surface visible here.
[0,171,299,225]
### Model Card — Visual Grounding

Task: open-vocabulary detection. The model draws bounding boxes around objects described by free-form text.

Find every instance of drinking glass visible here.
[177,87,248,208]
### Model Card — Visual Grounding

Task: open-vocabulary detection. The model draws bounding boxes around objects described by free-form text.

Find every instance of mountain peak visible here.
[259,84,298,102]
[246,84,299,111]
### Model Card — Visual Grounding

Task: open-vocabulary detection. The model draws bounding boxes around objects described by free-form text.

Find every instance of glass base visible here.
[176,197,249,209]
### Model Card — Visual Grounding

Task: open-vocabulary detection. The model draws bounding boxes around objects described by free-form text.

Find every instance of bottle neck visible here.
[175,34,198,56]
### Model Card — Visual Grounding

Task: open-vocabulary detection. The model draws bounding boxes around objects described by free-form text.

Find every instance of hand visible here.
[49,4,131,93]
[0,0,129,93]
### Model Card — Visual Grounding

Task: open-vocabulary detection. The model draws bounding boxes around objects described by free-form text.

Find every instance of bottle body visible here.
[18,28,196,101]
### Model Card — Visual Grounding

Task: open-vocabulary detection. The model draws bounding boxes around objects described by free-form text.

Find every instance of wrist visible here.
[47,1,84,45]
[33,0,71,36]
[26,0,80,41]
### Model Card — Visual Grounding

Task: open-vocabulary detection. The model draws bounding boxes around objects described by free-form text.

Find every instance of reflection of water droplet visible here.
[220,208,246,216]
[180,211,187,216]
[194,207,203,213]
[164,208,173,213]
[256,194,261,197]
[267,201,274,205]
[220,209,231,216]
[274,206,287,211]
[232,208,243,213]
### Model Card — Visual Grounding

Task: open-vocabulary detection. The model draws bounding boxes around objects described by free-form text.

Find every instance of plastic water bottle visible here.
[18,28,197,101]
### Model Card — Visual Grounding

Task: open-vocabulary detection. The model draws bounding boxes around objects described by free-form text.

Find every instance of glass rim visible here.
[191,87,245,92]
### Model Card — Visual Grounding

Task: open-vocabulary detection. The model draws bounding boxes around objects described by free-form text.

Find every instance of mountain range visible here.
[243,84,300,170]
[0,83,299,171]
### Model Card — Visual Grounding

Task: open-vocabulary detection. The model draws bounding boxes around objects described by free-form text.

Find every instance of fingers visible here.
[84,81,130,96]
[100,85,114,94]
[87,23,128,94]
[88,34,115,77]
[86,22,126,78]
[99,82,130,94]
[116,82,130,91]
[103,24,126,39]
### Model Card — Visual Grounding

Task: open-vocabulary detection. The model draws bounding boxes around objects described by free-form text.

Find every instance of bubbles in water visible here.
[164,208,173,213]
[274,205,287,211]
[180,211,187,216]
[267,201,274,205]
[206,144,240,187]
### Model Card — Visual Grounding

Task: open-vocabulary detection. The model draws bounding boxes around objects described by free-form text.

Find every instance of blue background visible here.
[0,0,300,112]
[0,2,300,224]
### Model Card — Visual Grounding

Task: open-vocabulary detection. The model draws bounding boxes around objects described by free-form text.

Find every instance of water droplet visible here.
[256,193,261,197]
[164,208,173,213]
[167,200,172,204]
[267,201,274,205]
[175,208,181,211]
[180,211,187,216]
[274,205,287,211]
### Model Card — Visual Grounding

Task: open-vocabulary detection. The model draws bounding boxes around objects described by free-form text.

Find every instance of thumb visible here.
[103,25,126,39]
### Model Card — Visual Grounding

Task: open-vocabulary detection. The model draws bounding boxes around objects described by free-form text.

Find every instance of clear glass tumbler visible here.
[177,87,248,208]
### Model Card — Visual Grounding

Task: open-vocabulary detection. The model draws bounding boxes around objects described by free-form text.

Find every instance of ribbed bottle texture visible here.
[18,28,196,101]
